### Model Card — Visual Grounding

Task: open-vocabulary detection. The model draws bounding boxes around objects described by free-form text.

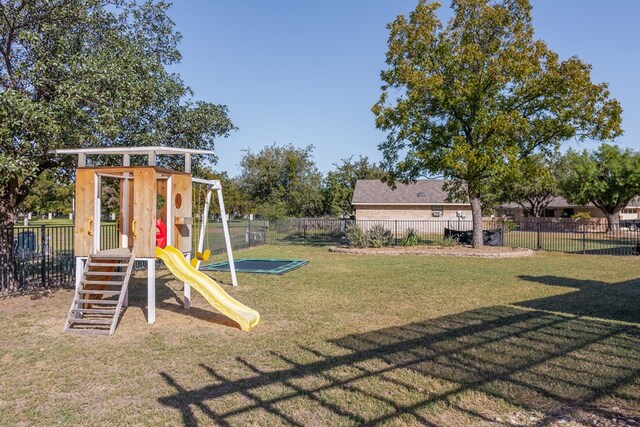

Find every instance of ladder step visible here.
[81,280,124,286]
[91,255,132,260]
[71,308,117,314]
[68,318,113,325]
[75,299,119,305]
[65,248,135,336]
[85,271,127,276]
[79,290,122,295]
[88,262,129,267]
[65,328,111,335]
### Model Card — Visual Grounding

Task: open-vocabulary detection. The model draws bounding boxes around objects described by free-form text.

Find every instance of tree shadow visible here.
[157,306,640,425]
[517,275,640,324]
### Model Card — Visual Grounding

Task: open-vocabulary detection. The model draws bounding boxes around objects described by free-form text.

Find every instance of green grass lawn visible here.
[0,246,638,425]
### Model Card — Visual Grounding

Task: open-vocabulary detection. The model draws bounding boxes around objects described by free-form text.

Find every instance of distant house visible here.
[495,196,640,221]
[352,179,471,221]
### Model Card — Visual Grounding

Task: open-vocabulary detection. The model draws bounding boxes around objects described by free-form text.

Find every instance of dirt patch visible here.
[329,245,534,258]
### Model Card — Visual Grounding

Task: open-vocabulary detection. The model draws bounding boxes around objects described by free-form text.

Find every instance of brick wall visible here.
[355,204,472,221]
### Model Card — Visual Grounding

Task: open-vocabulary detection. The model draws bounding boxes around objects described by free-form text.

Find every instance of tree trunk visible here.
[604,210,620,232]
[469,195,484,248]
[0,197,18,293]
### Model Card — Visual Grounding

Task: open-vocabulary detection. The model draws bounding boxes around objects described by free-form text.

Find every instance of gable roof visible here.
[352,179,462,205]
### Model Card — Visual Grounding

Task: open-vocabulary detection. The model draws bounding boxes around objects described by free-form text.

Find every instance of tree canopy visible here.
[493,154,560,218]
[322,156,385,217]
[373,0,622,246]
[560,144,640,231]
[238,144,323,219]
[0,0,235,225]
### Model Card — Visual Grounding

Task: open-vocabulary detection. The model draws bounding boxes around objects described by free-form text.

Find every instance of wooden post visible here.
[75,257,83,292]
[184,252,191,309]
[147,259,155,324]
[94,174,101,252]
[217,187,238,287]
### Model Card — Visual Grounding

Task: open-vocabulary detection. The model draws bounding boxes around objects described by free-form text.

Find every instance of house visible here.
[495,196,640,221]
[352,179,471,221]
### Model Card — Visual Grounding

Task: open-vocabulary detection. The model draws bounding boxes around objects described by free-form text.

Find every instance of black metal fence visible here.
[0,221,268,297]
[266,218,640,256]
[2,218,638,296]
[2,225,75,296]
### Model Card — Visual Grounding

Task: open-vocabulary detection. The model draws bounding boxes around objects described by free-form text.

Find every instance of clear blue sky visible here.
[167,0,640,176]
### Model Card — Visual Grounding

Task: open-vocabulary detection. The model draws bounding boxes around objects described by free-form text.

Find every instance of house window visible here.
[431,205,443,217]
[543,209,555,218]
[561,208,574,218]
[623,208,637,215]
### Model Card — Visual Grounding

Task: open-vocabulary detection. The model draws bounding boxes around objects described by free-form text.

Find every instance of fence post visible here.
[536,221,541,250]
[582,224,586,255]
[303,220,307,243]
[40,224,46,287]
[248,219,252,247]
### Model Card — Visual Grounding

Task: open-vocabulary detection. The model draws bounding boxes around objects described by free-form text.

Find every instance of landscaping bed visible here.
[330,245,534,258]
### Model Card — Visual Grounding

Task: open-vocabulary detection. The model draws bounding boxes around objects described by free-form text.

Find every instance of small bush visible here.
[571,212,591,220]
[440,236,461,247]
[503,219,518,232]
[400,228,421,246]
[368,224,393,248]
[346,225,368,248]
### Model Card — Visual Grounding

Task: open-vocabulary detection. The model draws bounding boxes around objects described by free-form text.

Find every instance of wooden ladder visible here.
[64,247,136,335]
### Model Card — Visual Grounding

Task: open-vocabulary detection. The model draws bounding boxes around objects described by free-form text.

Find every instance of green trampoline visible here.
[202,258,308,275]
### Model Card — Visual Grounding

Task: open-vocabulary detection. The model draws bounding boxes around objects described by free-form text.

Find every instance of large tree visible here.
[322,156,385,217]
[20,171,74,216]
[0,0,235,224]
[192,168,252,219]
[373,0,622,247]
[0,0,234,285]
[560,144,640,231]
[238,144,323,219]
[493,154,559,218]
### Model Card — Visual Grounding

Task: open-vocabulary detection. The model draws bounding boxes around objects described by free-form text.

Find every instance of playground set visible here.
[51,146,260,335]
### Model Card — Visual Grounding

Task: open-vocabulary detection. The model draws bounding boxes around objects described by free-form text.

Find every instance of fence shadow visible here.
[517,275,640,324]
[158,306,640,425]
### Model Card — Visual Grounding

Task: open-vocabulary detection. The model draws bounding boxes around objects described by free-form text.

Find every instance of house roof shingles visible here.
[352,179,460,205]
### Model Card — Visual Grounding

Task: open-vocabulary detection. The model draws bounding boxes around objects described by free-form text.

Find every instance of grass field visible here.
[0,246,638,425]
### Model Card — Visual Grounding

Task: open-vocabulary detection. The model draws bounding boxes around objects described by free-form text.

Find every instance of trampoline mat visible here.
[202,258,308,275]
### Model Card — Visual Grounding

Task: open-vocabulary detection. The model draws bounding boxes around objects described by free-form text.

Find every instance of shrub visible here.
[400,228,421,246]
[503,219,518,232]
[571,212,592,220]
[441,236,461,247]
[346,225,368,248]
[368,224,393,248]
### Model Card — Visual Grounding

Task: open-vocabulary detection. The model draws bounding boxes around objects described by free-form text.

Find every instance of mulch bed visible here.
[329,245,534,258]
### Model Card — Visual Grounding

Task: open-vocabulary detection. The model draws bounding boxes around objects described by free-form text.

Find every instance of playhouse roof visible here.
[50,146,215,156]
[49,146,214,171]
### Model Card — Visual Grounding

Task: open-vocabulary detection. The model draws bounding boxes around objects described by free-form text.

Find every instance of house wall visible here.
[355,204,472,221]
[621,207,640,220]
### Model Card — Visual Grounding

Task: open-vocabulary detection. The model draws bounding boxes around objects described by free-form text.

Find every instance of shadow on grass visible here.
[127,274,242,330]
[567,246,636,256]
[517,275,640,324]
[158,305,640,425]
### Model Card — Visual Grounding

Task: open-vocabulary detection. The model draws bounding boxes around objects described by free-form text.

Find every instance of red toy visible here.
[155,219,167,248]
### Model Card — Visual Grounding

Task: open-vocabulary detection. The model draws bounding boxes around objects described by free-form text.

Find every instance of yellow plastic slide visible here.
[156,246,260,331]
